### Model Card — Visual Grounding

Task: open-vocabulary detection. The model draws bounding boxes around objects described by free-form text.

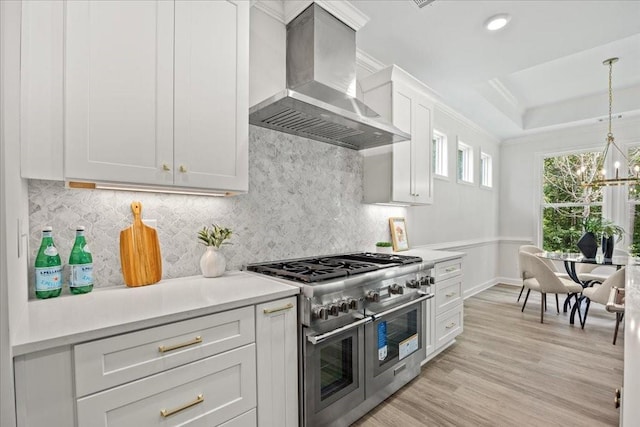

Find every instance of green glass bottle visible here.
[69,226,93,294]
[35,226,63,299]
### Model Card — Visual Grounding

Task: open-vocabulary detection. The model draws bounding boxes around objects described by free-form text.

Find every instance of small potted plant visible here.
[198,224,233,277]
[375,241,393,254]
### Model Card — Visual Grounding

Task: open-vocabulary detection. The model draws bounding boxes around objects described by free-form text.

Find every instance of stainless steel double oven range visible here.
[247,252,434,427]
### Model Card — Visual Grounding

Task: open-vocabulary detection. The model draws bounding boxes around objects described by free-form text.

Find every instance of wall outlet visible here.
[143,219,158,229]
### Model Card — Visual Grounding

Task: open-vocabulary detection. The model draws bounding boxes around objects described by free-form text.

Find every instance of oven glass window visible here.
[320,337,353,401]
[377,309,418,369]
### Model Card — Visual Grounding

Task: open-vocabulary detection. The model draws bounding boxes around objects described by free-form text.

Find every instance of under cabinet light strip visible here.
[66,181,231,197]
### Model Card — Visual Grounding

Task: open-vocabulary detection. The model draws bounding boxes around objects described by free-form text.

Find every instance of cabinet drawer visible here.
[77,344,256,427]
[434,258,463,282]
[435,305,463,349]
[435,277,462,315]
[74,306,254,397]
[219,409,256,427]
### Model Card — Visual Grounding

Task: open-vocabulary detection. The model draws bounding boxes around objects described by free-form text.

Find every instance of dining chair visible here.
[517,245,570,302]
[581,267,625,344]
[519,251,584,323]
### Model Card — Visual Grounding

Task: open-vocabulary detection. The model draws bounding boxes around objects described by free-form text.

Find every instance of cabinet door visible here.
[20,0,64,180]
[174,0,249,192]
[65,1,174,186]
[255,297,298,427]
[391,82,433,205]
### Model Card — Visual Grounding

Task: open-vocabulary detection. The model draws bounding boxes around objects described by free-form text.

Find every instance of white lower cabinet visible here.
[14,297,297,427]
[77,344,256,426]
[424,257,464,362]
[255,297,298,427]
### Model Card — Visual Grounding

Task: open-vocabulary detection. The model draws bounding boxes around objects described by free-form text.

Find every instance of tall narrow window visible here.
[541,151,603,252]
[457,141,473,183]
[432,130,448,178]
[480,152,492,188]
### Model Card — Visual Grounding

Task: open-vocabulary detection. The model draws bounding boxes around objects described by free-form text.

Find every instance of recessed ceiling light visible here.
[485,14,511,31]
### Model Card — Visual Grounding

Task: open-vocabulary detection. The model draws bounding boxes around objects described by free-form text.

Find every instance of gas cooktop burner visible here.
[246,252,422,283]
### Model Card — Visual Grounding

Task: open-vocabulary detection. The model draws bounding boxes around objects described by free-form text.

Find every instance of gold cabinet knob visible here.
[179,165,187,173]
[161,163,171,171]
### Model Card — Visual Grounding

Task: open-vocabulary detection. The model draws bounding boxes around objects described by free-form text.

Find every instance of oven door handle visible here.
[307,317,373,345]
[372,293,433,320]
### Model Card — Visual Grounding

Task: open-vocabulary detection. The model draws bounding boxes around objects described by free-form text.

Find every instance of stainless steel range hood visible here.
[249,4,410,150]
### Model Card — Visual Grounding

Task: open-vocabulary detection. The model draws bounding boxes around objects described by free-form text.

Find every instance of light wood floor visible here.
[353,284,624,427]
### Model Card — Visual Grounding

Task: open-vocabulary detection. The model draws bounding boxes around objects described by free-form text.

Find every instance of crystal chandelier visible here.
[579,57,639,188]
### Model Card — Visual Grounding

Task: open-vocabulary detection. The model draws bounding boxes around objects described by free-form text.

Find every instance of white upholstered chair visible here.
[517,245,570,302]
[519,251,584,323]
[581,267,625,344]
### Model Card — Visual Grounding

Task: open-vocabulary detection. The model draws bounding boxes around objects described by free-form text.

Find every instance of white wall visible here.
[499,115,640,283]
[407,106,502,296]
[249,5,285,107]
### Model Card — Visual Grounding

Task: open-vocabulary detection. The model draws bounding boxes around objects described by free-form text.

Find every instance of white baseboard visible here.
[494,277,521,287]
[463,278,498,299]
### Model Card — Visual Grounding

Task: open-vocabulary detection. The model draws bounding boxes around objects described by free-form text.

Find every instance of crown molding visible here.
[255,1,370,30]
[356,49,385,74]
[436,103,500,143]
[252,0,285,23]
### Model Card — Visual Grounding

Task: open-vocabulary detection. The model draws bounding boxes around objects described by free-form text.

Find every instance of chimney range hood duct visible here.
[249,4,410,150]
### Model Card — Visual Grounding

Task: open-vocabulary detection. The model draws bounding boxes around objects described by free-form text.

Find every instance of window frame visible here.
[480,151,492,189]
[457,140,474,184]
[432,129,448,180]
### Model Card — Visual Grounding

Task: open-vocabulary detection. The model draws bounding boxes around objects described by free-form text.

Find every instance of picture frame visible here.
[389,217,409,251]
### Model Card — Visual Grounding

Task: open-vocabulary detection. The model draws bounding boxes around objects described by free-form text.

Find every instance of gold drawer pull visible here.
[160,394,204,417]
[263,303,294,314]
[446,292,456,298]
[445,266,458,272]
[445,322,456,329]
[158,336,202,353]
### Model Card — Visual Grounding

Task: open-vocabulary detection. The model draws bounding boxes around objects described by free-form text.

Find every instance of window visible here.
[480,152,492,188]
[432,130,448,177]
[457,141,473,183]
[541,151,603,252]
[627,146,640,254]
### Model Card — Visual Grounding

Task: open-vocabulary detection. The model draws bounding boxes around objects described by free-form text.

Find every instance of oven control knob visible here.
[366,291,380,302]
[406,279,419,289]
[328,304,340,316]
[312,306,328,321]
[348,298,359,310]
[390,283,404,295]
[339,300,349,313]
[420,276,434,286]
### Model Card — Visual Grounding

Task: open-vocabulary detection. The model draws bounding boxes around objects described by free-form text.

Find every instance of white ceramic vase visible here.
[376,246,393,254]
[200,246,226,278]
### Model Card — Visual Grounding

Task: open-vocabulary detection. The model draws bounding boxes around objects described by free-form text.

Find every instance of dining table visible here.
[535,252,629,325]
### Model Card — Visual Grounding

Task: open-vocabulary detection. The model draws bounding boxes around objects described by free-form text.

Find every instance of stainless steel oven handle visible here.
[372,293,433,320]
[307,317,373,345]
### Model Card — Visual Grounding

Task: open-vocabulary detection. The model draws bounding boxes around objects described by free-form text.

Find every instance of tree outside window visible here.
[542,152,604,252]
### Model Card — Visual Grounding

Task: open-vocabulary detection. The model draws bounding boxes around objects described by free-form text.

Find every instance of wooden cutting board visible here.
[119,201,162,287]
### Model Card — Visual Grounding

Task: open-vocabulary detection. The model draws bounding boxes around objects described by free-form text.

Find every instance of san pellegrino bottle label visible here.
[69,227,93,289]
[35,265,63,291]
[70,264,93,287]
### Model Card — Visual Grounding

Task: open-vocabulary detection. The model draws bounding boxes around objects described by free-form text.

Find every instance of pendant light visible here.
[579,57,639,188]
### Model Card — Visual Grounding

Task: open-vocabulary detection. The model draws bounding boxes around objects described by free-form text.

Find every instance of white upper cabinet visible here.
[65,1,175,187]
[173,0,248,191]
[360,65,435,205]
[26,0,249,194]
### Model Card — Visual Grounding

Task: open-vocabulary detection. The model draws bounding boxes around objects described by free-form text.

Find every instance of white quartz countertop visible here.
[12,271,299,356]
[402,247,466,264]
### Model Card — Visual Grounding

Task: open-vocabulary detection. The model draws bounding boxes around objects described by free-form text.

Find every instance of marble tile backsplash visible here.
[28,126,405,293]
